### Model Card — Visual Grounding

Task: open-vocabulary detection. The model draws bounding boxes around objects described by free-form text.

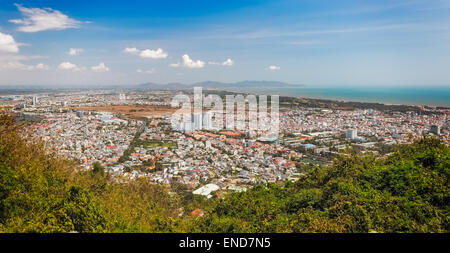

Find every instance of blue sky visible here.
[0,0,449,87]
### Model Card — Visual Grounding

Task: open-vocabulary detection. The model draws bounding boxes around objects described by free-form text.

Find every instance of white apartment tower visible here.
[346,129,357,139]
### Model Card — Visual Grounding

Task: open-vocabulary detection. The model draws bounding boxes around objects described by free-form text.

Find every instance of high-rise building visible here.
[203,112,212,130]
[430,125,441,135]
[32,96,38,106]
[183,121,193,132]
[192,113,202,130]
[346,129,357,139]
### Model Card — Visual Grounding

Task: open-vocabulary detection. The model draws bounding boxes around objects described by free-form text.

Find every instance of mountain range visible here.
[0,81,306,94]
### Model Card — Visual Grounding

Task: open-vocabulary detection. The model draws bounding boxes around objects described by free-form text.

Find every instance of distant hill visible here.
[138,80,306,90]
[138,82,188,90]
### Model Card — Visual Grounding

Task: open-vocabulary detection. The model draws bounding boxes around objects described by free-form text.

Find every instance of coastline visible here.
[224,86,450,108]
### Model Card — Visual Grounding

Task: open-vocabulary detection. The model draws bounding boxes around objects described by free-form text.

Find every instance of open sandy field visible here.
[72,105,177,118]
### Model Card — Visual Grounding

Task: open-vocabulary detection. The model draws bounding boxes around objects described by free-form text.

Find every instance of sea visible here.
[231,86,450,108]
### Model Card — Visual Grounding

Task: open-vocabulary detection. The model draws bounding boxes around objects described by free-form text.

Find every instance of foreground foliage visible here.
[0,114,448,232]
[191,136,449,232]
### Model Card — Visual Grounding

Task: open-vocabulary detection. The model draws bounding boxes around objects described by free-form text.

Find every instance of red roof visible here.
[191,209,204,217]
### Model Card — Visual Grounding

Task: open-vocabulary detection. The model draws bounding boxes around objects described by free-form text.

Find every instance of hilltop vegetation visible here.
[190,136,449,232]
[0,114,181,232]
[0,114,448,233]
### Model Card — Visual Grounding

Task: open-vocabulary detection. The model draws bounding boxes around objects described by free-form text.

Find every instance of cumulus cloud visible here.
[68,48,83,56]
[140,48,167,59]
[9,4,82,33]
[0,61,26,70]
[124,47,168,59]
[0,32,20,53]
[0,61,49,71]
[170,54,205,69]
[268,65,280,70]
[124,47,140,54]
[137,68,154,74]
[222,58,234,66]
[35,63,50,70]
[91,62,109,72]
[58,61,81,71]
[208,58,234,66]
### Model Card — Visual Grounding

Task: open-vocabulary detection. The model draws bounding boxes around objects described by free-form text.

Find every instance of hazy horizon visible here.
[0,81,450,89]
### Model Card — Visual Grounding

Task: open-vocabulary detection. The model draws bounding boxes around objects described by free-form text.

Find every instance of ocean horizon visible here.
[231,86,450,108]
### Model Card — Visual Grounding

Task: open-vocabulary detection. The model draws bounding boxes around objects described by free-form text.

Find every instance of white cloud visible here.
[124,47,168,59]
[91,62,109,72]
[222,58,234,66]
[124,47,140,54]
[68,48,83,56]
[35,63,50,70]
[137,68,154,74]
[170,54,205,69]
[0,61,30,70]
[139,48,168,59]
[9,4,82,32]
[0,32,20,53]
[268,65,280,70]
[181,54,205,68]
[58,61,80,71]
[208,58,234,66]
[0,61,49,71]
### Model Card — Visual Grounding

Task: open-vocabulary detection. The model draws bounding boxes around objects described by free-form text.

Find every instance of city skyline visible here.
[0,0,450,87]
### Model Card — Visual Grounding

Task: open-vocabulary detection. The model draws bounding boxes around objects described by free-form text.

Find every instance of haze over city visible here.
[0,0,449,87]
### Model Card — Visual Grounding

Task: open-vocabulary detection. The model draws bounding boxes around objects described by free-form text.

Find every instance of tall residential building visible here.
[346,129,357,139]
[203,111,212,130]
[430,125,441,135]
[192,113,202,130]
[183,121,193,132]
[32,96,38,106]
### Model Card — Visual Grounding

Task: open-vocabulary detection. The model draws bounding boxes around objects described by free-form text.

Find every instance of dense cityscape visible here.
[1,89,447,199]
[0,1,449,247]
